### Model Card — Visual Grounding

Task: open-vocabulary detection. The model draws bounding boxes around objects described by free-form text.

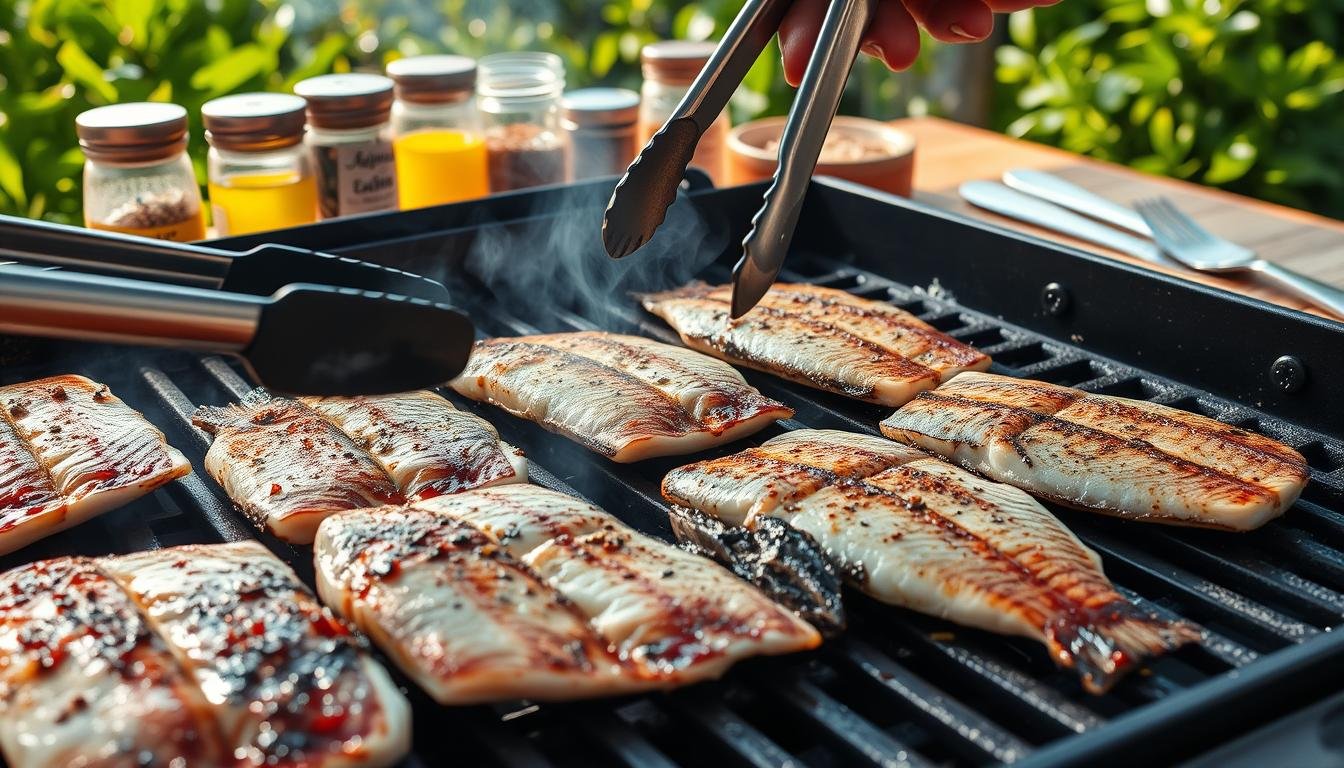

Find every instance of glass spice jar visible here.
[561,88,640,180]
[639,41,729,184]
[477,52,572,193]
[76,103,206,242]
[293,73,399,219]
[202,93,317,236]
[387,55,490,209]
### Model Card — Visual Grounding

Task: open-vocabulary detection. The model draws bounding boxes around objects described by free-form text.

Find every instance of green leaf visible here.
[1204,134,1258,184]
[56,41,117,102]
[590,31,619,77]
[1008,10,1036,49]
[189,43,272,95]
[1148,107,1175,157]
[111,0,156,50]
[0,139,26,207]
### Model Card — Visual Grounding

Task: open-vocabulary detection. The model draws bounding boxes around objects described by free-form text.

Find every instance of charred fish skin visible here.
[661,428,1201,693]
[639,282,991,407]
[315,505,640,705]
[880,371,1310,530]
[0,557,225,768]
[103,542,411,768]
[0,375,191,555]
[301,391,527,500]
[192,388,403,544]
[407,485,821,684]
[667,504,846,636]
[449,332,792,462]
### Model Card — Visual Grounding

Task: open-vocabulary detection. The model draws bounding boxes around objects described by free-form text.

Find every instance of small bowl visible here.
[725,116,916,196]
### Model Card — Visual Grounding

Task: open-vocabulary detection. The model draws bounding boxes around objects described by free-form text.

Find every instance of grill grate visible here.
[5,181,1344,767]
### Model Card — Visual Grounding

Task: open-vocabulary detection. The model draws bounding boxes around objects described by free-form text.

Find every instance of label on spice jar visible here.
[312,139,398,218]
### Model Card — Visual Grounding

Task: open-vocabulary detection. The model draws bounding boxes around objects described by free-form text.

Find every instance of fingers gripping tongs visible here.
[601,0,878,317]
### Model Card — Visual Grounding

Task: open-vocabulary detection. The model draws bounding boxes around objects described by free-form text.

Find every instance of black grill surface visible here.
[5,178,1344,767]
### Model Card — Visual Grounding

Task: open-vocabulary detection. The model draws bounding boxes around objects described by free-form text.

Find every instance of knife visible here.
[959,181,1168,265]
[1002,169,1152,237]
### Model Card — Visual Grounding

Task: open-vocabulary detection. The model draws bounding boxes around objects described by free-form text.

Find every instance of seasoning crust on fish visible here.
[449,332,792,461]
[316,485,820,703]
[664,429,1202,693]
[640,282,991,406]
[0,375,191,555]
[879,372,1309,530]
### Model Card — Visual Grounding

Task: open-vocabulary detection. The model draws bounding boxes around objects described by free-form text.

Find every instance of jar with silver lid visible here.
[77,102,205,242]
[561,88,640,180]
[202,92,317,235]
[387,55,489,208]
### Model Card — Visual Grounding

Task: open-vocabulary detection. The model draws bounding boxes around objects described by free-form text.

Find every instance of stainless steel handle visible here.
[1002,169,1152,237]
[1254,260,1344,318]
[0,264,262,350]
[959,181,1168,265]
[674,0,792,132]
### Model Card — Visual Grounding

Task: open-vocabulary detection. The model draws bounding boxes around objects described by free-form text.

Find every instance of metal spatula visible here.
[0,214,449,301]
[0,264,474,395]
[602,0,877,317]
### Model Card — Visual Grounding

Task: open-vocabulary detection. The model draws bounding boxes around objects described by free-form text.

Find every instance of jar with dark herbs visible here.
[77,103,206,242]
[293,73,400,219]
[562,88,640,180]
[477,53,572,193]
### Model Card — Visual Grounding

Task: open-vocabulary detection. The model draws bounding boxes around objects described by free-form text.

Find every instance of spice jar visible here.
[561,88,640,180]
[639,41,728,184]
[202,93,317,236]
[293,73,399,219]
[387,55,489,209]
[477,52,572,193]
[77,103,206,241]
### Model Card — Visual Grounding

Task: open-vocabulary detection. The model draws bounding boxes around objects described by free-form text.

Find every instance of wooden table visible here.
[890,116,1344,319]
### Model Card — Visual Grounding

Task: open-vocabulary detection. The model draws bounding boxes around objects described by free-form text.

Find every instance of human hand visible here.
[778,0,1060,85]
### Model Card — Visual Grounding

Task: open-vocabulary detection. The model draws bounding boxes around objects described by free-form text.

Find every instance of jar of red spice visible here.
[77,103,206,242]
[477,53,572,193]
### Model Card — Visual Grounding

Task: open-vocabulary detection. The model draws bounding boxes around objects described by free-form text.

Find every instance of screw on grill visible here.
[1041,281,1072,316]
[1270,355,1307,394]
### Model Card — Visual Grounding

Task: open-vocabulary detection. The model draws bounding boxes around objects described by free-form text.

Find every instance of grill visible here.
[5,175,1344,767]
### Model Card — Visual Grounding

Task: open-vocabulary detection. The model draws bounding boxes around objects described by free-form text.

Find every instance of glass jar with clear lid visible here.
[76,103,206,242]
[477,52,572,192]
[293,73,399,219]
[639,41,728,183]
[202,93,317,236]
[387,55,489,208]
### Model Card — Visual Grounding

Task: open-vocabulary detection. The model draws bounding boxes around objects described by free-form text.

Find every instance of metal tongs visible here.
[0,216,475,395]
[602,0,877,317]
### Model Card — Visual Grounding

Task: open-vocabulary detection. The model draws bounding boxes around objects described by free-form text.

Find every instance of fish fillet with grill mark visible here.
[315,505,641,704]
[192,389,403,544]
[449,332,792,461]
[302,391,527,499]
[415,485,821,683]
[640,282,991,406]
[0,375,191,555]
[879,372,1310,530]
[663,429,1202,693]
[103,542,411,767]
[0,557,224,768]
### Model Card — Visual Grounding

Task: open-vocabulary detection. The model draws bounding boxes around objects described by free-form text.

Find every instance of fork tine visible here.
[1156,197,1207,244]
[1150,198,1198,246]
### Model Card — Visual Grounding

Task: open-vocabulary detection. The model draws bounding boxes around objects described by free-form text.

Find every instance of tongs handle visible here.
[0,263,261,351]
[733,0,878,317]
[673,0,793,131]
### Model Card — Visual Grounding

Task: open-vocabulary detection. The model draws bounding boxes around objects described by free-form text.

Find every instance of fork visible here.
[1134,197,1344,319]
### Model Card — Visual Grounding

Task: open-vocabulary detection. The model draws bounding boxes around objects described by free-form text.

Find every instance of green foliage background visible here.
[0,0,1340,225]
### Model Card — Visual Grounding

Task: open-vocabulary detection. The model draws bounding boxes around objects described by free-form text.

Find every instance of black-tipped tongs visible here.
[602,0,877,317]
[0,216,474,395]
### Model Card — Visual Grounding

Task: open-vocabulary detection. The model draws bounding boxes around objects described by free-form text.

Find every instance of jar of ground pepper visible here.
[293,73,399,219]
[387,55,489,209]
[477,53,572,192]
[639,41,728,184]
[77,103,206,242]
[562,87,640,180]
[202,93,317,236]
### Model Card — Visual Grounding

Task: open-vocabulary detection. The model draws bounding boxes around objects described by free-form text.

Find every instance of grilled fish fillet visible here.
[316,485,820,702]
[640,282,991,406]
[0,375,191,555]
[664,429,1201,693]
[449,332,792,461]
[193,389,403,543]
[0,558,224,768]
[879,372,1310,530]
[103,542,411,767]
[315,506,639,704]
[302,391,527,499]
